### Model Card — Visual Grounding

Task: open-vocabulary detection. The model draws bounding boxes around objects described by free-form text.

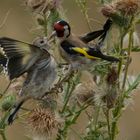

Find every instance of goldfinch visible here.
[49,20,119,69]
[0,37,57,124]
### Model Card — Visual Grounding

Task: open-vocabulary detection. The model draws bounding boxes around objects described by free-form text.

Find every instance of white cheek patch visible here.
[64,25,68,30]
[64,25,69,37]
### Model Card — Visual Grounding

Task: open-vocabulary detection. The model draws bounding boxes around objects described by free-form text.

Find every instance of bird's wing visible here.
[61,40,119,62]
[98,19,112,42]
[80,19,112,43]
[60,40,98,59]
[0,37,43,80]
[60,40,81,55]
[73,47,119,62]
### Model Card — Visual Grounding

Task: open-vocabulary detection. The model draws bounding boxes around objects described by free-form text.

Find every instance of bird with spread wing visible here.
[0,37,57,124]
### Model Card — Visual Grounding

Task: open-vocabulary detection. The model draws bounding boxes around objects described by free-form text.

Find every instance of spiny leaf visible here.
[125,74,140,96]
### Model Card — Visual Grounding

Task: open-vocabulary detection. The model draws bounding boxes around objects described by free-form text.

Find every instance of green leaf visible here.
[0,111,11,129]
[131,46,140,52]
[125,74,140,96]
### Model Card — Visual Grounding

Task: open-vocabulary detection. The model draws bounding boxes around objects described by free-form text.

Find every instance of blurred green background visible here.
[0,0,140,140]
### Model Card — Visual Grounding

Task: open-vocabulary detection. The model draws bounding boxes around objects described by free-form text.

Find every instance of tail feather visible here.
[103,19,113,32]
[7,100,24,125]
[81,30,104,43]
[87,47,119,62]
[99,54,120,62]
[81,19,112,43]
[99,19,112,43]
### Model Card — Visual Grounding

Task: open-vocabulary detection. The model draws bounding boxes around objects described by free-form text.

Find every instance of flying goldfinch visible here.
[49,20,119,69]
[0,37,57,124]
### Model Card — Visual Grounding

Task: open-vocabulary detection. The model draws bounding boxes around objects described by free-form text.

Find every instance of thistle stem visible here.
[0,130,7,140]
[111,17,134,140]
[122,29,134,89]
[105,109,111,139]
[75,0,92,31]
[43,14,48,36]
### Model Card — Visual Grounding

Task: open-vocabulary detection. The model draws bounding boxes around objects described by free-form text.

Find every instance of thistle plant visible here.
[0,0,140,140]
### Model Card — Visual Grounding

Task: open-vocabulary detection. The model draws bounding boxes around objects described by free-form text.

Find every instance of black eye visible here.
[40,40,44,44]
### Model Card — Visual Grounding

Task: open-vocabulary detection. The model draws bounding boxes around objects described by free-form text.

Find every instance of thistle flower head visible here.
[71,71,102,105]
[101,4,117,17]
[27,107,60,139]
[25,0,61,14]
[101,0,140,18]
[116,0,140,16]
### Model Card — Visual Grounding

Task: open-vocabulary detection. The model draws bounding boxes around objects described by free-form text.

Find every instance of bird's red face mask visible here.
[54,23,65,37]
[48,20,71,42]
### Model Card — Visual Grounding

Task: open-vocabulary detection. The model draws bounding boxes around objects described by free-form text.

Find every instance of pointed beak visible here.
[48,31,57,43]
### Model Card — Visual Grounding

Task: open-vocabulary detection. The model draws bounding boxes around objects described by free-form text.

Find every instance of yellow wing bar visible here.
[72,47,99,59]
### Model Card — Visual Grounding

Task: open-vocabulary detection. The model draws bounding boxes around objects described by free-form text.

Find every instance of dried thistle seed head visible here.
[71,83,95,104]
[71,71,101,105]
[94,86,118,108]
[94,67,118,108]
[116,0,140,16]
[106,67,118,85]
[101,4,117,17]
[27,108,60,138]
[102,88,118,108]
[25,0,61,13]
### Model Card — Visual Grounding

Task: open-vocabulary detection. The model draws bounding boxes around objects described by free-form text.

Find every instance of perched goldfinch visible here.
[49,19,119,69]
[0,37,57,124]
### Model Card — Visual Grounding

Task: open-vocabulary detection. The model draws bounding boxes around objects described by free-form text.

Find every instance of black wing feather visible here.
[87,47,119,62]
[98,19,112,42]
[80,19,112,43]
[8,56,26,79]
[61,40,81,55]
[0,37,41,80]
[0,37,33,58]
